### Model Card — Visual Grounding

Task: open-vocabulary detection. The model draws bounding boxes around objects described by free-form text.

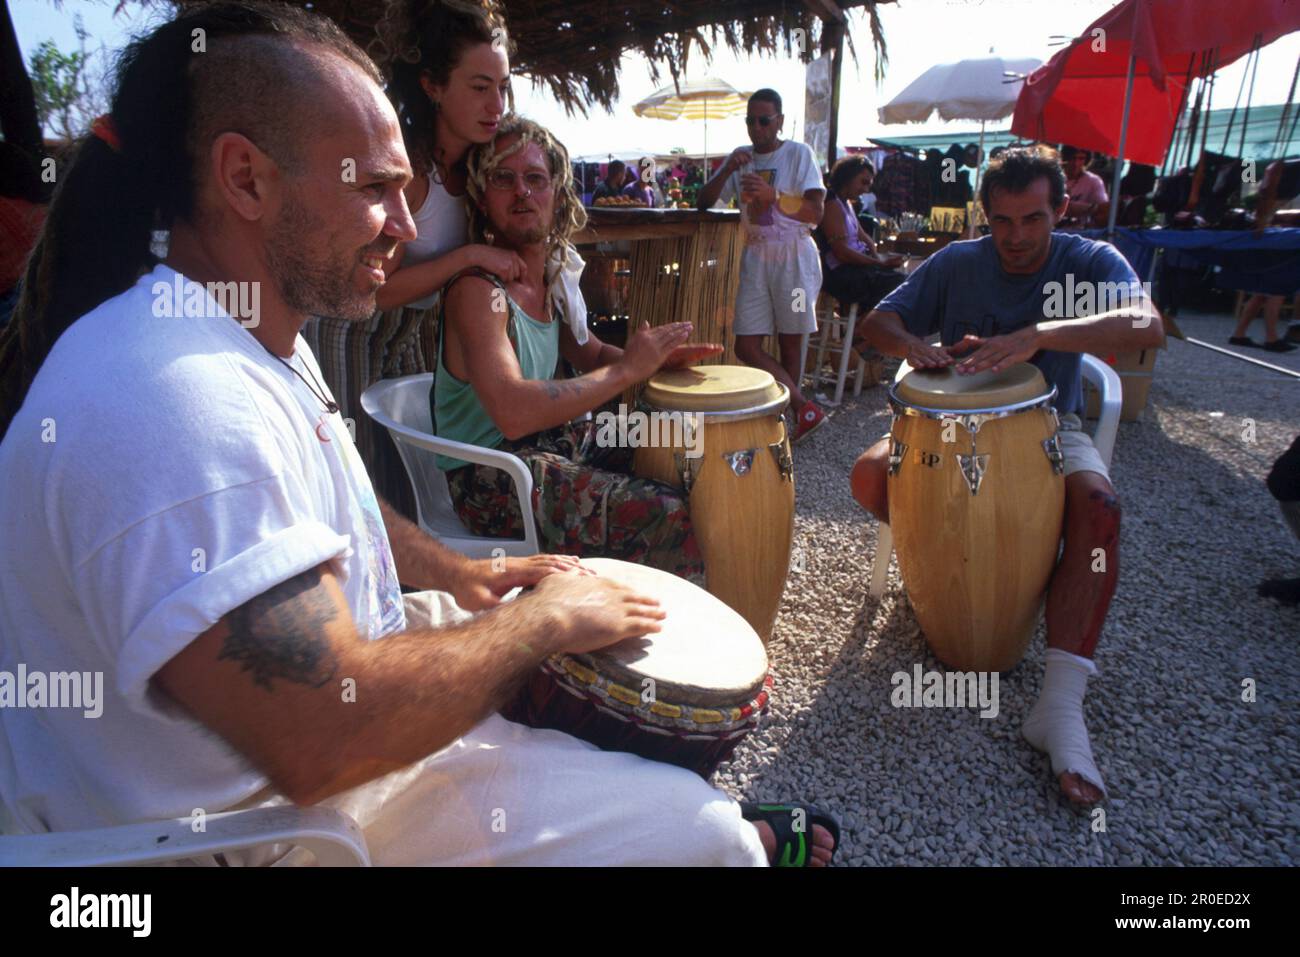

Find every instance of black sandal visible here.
[739,801,841,867]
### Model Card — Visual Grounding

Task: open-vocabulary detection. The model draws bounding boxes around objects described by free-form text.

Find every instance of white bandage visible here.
[1022,648,1107,797]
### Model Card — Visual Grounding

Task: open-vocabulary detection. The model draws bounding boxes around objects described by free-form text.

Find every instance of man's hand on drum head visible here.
[532,572,667,654]
[905,339,955,370]
[623,321,695,380]
[660,342,725,371]
[451,553,588,611]
[947,327,1041,375]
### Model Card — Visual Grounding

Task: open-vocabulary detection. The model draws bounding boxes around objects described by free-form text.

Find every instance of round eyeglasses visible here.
[487,168,553,192]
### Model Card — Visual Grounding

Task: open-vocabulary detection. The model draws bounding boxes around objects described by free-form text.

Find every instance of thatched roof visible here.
[165,0,895,113]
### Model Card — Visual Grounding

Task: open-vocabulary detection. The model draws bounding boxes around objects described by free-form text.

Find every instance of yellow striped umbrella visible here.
[633,77,751,167]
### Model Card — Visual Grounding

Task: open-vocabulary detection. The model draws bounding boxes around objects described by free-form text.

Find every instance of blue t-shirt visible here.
[877,233,1140,415]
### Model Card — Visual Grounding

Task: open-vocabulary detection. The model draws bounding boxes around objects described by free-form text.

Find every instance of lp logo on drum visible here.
[916,450,942,469]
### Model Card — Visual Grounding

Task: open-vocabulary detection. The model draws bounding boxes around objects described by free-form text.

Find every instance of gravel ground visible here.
[713,309,1300,866]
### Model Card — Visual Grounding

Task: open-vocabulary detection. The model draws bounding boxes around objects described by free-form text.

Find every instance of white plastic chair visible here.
[361,374,540,559]
[0,804,370,866]
[867,353,1121,598]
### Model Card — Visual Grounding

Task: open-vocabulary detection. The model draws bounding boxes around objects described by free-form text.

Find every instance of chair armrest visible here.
[382,428,539,555]
[0,805,370,867]
[360,379,540,554]
[1080,353,1121,469]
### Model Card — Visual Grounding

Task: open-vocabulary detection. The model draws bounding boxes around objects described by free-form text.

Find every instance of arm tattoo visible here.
[220,568,341,691]
[544,378,586,401]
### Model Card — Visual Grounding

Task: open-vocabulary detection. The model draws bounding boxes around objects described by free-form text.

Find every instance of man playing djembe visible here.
[850,147,1164,805]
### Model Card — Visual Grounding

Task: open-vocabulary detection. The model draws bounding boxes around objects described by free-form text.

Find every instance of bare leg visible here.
[735,333,808,410]
[1045,472,1120,659]
[1233,293,1264,338]
[849,437,891,520]
[1029,471,1120,805]
[777,333,810,409]
[1262,295,1284,344]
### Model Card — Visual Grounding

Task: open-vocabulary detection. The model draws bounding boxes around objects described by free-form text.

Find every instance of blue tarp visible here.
[1078,228,1300,296]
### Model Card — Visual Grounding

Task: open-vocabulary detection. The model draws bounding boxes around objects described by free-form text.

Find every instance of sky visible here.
[11,0,1300,157]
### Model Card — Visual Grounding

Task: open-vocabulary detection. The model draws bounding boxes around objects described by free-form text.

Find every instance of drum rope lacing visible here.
[541,655,772,736]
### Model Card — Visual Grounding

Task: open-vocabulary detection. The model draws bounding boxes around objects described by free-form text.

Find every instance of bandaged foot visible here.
[1022,648,1107,804]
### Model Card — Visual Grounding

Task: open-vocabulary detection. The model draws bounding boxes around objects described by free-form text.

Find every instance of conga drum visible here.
[887,363,1066,671]
[632,366,794,643]
[502,558,771,777]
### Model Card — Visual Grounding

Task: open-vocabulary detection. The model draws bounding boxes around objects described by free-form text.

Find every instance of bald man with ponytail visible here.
[0,1,835,867]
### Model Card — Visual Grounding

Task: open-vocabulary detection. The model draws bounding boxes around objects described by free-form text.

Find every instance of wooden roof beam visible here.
[801,0,847,24]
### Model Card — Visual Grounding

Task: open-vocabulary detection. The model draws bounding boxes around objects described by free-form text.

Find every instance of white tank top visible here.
[403,173,469,309]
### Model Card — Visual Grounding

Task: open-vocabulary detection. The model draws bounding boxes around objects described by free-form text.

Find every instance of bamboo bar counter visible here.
[575,208,745,366]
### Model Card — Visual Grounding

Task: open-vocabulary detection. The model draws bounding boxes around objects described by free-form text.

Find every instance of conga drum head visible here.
[893,363,1051,412]
[575,559,768,707]
[642,365,786,416]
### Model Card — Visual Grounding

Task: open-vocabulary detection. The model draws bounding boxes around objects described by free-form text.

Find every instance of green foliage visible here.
[27,15,105,142]
[30,40,88,139]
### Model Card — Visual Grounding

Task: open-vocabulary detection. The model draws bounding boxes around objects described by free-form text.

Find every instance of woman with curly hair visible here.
[305,0,521,519]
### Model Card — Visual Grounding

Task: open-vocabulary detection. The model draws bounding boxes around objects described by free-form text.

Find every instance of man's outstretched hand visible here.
[623,321,695,380]
[946,327,1042,375]
[451,553,591,611]
[659,342,725,371]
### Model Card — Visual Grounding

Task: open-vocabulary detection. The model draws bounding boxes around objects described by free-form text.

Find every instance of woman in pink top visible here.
[819,156,907,313]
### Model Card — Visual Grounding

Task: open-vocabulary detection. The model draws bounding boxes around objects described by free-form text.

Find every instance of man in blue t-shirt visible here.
[851,146,1164,806]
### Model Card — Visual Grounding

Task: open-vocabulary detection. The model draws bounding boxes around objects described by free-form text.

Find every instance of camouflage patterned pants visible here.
[445,421,704,584]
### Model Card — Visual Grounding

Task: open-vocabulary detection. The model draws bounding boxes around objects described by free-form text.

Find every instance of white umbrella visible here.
[633,77,750,170]
[879,55,1042,232]
[574,148,662,164]
[574,149,661,196]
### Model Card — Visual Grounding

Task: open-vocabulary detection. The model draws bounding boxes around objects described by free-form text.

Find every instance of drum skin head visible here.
[643,364,784,412]
[575,558,768,702]
[895,362,1049,410]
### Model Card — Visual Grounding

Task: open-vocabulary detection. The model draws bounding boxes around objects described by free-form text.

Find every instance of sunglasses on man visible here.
[745,114,780,127]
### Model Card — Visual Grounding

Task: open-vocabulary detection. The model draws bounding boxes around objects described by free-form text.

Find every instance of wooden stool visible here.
[803,293,869,406]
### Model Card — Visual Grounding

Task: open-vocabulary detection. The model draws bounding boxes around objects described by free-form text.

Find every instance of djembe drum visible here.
[632,365,794,643]
[887,363,1066,671]
[502,559,771,777]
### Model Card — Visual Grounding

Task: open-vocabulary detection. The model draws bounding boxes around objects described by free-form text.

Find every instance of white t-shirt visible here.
[717,139,824,243]
[0,264,404,833]
[404,173,469,309]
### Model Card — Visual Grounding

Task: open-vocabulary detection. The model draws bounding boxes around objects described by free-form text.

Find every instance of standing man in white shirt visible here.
[697,89,828,443]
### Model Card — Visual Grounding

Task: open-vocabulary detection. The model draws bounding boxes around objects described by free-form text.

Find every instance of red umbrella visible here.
[1011,0,1300,168]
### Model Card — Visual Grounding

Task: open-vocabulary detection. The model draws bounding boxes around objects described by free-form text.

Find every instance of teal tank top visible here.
[433,269,560,470]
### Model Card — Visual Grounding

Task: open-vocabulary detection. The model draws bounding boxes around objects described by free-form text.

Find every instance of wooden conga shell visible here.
[888,365,1065,672]
[633,366,794,644]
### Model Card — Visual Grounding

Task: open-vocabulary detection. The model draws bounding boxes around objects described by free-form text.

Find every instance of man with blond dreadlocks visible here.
[433,115,722,582]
